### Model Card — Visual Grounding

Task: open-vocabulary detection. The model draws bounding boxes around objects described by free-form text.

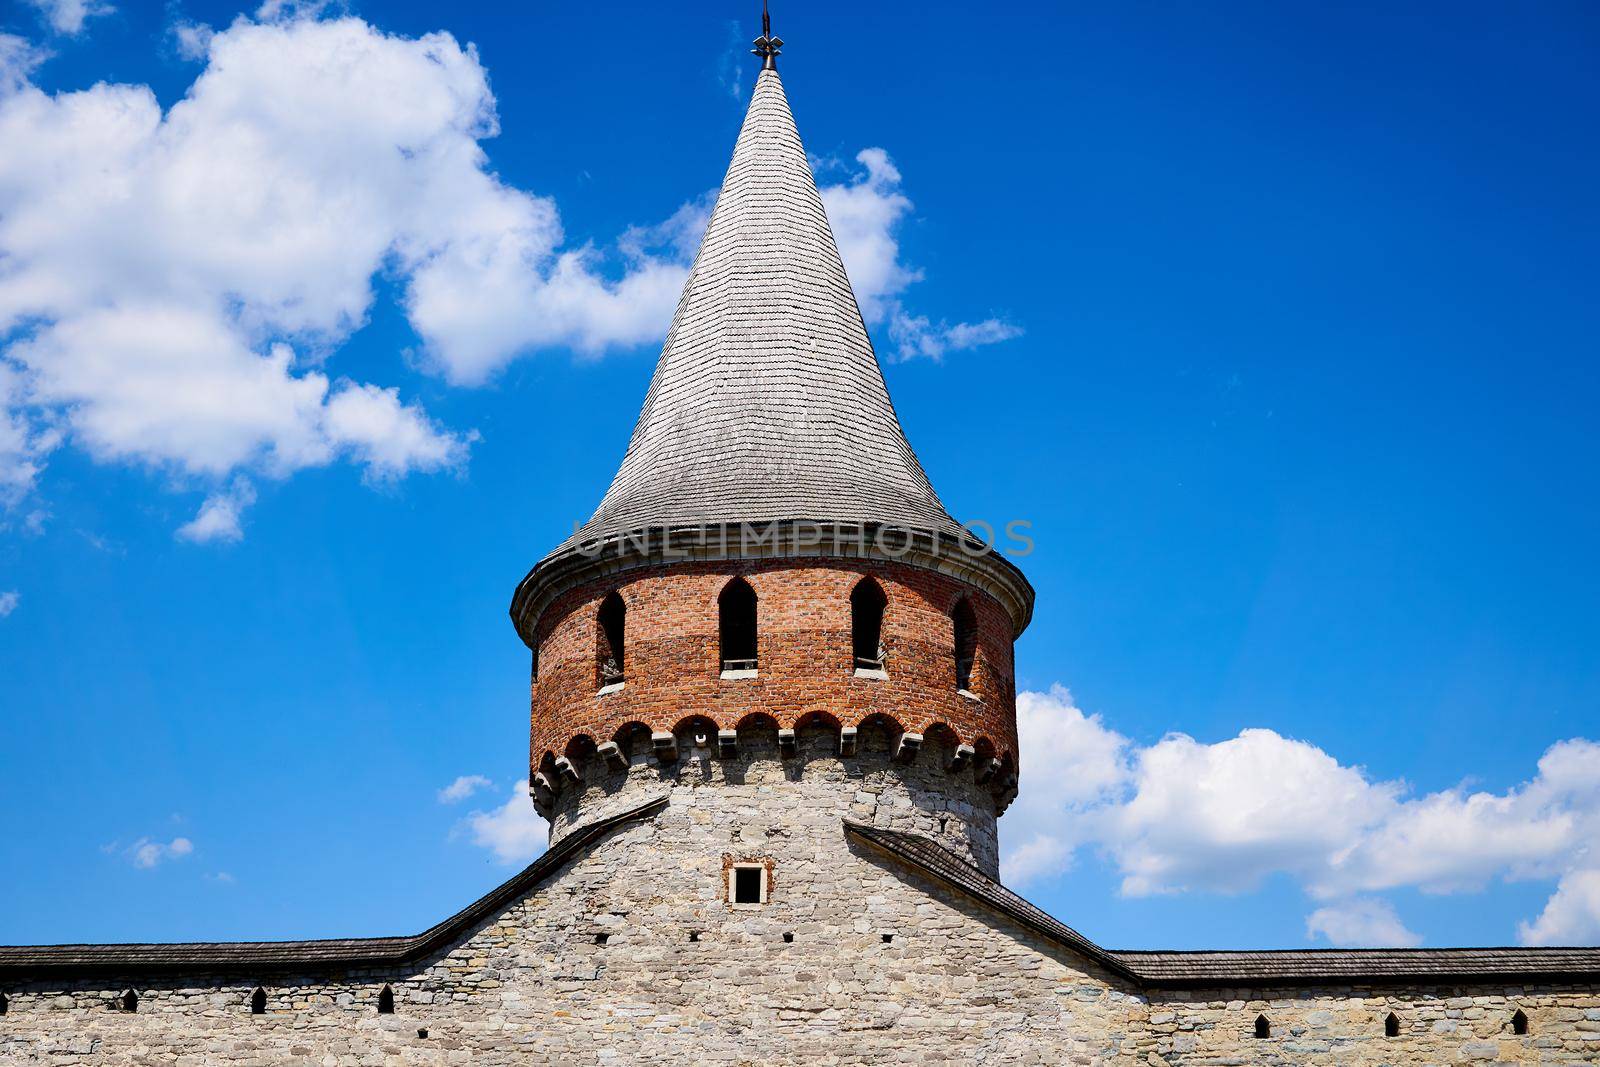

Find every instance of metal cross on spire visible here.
[751,0,782,70]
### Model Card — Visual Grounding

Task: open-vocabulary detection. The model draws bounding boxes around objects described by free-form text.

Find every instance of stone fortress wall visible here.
[3,734,1596,1066]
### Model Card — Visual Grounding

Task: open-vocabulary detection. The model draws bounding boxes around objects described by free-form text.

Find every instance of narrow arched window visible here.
[377,985,395,1015]
[851,577,887,672]
[1512,1009,1528,1035]
[251,987,267,1015]
[952,598,976,691]
[1254,1014,1270,1039]
[1385,1012,1399,1037]
[597,592,625,688]
[121,989,138,1013]
[719,578,758,673]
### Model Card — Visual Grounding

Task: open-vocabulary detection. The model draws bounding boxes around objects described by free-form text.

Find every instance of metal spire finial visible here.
[751,0,782,70]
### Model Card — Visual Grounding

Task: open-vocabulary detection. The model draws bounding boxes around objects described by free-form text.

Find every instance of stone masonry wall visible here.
[2,741,1596,1065]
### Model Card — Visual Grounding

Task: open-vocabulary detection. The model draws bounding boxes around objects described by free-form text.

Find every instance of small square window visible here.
[731,864,766,906]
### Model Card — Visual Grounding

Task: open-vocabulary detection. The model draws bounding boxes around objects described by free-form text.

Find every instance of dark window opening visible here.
[0,991,8,1015]
[597,592,625,687]
[251,988,266,1015]
[781,931,794,943]
[952,597,976,690]
[687,930,700,943]
[1385,1013,1399,1037]
[1254,1015,1270,1039]
[719,578,758,672]
[733,865,763,904]
[593,932,609,946]
[881,933,894,944]
[417,1028,429,1039]
[1512,1009,1528,1035]
[377,986,395,1015]
[530,644,539,683]
[121,990,138,1013]
[851,578,887,671]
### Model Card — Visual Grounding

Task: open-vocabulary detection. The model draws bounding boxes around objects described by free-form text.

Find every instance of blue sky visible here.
[2,0,1598,952]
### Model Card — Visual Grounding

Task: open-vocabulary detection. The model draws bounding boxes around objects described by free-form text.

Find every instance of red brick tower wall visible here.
[529,558,1019,780]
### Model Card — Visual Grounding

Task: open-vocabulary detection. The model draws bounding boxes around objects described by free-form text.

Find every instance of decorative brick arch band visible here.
[528,558,1020,795]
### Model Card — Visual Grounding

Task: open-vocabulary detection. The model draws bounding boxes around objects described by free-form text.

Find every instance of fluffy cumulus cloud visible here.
[1007,687,1600,946]
[0,12,703,530]
[25,0,114,36]
[460,780,544,865]
[437,774,493,804]
[1305,898,1422,948]
[0,590,18,617]
[176,478,256,544]
[821,148,1021,361]
[123,836,194,869]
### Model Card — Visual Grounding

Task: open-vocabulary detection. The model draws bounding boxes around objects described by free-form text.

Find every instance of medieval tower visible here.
[1,15,1595,1066]
[510,20,1031,878]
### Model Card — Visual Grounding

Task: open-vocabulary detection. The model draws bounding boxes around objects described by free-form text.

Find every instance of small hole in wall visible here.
[594,932,609,945]
[417,1028,429,1039]
[688,931,700,943]
[782,932,794,943]
[881,933,894,943]
[937,816,948,834]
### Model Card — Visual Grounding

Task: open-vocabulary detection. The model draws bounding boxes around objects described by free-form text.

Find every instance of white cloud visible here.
[461,780,545,865]
[25,0,114,36]
[1008,687,1600,946]
[0,12,702,529]
[126,836,193,869]
[438,774,493,804]
[820,148,1021,362]
[0,34,47,92]
[0,590,18,617]
[1002,686,1132,885]
[1520,870,1600,945]
[1306,897,1422,948]
[177,478,256,544]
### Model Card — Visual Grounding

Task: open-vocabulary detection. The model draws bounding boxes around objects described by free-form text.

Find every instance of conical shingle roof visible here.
[557,67,965,551]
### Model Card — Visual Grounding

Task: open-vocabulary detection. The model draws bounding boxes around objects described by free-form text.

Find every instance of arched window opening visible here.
[1512,1009,1528,1035]
[250,987,267,1015]
[1385,1012,1399,1037]
[597,592,625,688]
[952,598,976,691]
[1254,1014,1270,1039]
[719,578,758,673]
[121,989,138,1013]
[377,985,395,1015]
[851,578,887,673]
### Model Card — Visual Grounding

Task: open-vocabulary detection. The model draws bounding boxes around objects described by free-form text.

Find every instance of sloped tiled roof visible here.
[553,67,964,557]
[0,795,668,979]
[844,821,1600,989]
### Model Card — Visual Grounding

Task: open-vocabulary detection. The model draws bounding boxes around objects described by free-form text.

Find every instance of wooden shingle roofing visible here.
[0,795,668,979]
[550,67,966,557]
[843,821,1600,989]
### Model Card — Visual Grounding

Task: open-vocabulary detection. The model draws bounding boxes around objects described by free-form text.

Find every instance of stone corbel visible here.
[717,729,739,759]
[838,726,858,757]
[554,756,582,787]
[778,729,797,758]
[893,732,923,764]
[596,741,628,773]
[946,744,974,773]
[652,732,678,763]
